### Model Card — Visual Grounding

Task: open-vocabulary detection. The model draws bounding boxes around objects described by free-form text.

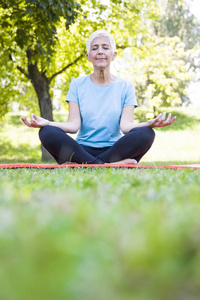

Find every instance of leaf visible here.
[25,6,34,15]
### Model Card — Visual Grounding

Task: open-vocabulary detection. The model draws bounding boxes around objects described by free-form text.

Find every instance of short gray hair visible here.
[86,29,116,53]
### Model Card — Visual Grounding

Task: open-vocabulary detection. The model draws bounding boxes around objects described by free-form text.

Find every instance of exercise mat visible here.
[0,163,199,170]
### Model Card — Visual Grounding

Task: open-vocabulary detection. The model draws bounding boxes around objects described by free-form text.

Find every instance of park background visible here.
[0,1,200,300]
[0,0,200,162]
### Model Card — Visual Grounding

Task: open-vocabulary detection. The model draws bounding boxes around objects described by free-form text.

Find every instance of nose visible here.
[98,47,104,54]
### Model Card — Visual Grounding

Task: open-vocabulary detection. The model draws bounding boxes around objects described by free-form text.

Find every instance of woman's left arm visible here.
[120,106,176,134]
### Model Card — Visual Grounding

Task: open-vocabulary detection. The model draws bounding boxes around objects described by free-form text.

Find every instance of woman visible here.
[21,29,176,164]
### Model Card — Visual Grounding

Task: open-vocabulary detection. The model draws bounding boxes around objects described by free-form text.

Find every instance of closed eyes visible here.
[91,45,110,50]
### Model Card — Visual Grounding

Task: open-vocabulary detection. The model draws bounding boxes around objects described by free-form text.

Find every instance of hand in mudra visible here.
[147,112,176,128]
[21,113,50,128]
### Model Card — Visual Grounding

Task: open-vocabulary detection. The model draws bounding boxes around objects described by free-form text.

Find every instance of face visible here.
[86,36,117,69]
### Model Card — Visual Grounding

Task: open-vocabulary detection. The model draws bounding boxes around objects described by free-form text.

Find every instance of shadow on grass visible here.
[0,139,44,163]
[135,108,200,131]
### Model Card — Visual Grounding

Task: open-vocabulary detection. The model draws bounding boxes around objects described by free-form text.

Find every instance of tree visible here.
[0,0,83,119]
[1,0,176,158]
[0,0,86,159]
[0,0,161,117]
[135,37,193,109]
[158,0,200,50]
[118,0,199,112]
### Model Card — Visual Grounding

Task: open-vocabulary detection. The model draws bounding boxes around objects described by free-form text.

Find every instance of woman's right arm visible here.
[21,102,81,134]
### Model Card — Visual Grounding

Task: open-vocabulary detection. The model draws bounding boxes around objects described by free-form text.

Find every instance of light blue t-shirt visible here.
[66,75,138,147]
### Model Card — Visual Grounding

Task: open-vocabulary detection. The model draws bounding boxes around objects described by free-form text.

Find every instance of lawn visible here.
[0,108,200,300]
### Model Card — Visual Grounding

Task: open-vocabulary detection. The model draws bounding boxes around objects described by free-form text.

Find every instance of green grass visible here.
[0,167,200,300]
[0,108,200,299]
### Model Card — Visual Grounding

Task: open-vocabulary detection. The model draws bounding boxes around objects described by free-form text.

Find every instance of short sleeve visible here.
[65,79,79,103]
[123,81,138,108]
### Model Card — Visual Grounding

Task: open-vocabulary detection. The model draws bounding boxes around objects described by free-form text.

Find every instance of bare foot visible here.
[109,158,137,165]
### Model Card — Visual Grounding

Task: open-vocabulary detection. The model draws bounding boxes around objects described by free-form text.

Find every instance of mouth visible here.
[96,58,106,60]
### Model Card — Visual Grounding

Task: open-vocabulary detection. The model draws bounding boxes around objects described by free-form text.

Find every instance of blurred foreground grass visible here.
[0,108,200,300]
[0,167,200,300]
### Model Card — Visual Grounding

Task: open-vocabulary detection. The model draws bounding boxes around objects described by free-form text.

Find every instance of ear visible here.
[86,53,91,62]
[112,51,117,61]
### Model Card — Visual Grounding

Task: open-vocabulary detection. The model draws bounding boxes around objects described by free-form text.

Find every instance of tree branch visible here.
[16,66,30,79]
[48,54,84,83]
[9,54,30,79]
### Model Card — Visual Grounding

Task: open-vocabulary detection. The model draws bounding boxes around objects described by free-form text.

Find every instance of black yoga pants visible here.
[39,125,155,164]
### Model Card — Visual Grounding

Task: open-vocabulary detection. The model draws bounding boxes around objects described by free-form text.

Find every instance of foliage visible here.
[49,0,161,103]
[115,0,200,109]
[0,0,84,120]
[0,49,37,116]
[158,0,200,50]
[112,0,199,110]
[0,0,199,119]
[156,0,200,96]
[120,36,194,108]
[0,0,167,118]
[0,0,81,60]
[0,167,200,300]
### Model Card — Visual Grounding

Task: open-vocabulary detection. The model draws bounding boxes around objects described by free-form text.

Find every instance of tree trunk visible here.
[28,63,53,120]
[27,57,54,161]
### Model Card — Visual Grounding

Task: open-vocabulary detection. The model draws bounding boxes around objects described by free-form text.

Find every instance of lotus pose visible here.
[21,29,176,164]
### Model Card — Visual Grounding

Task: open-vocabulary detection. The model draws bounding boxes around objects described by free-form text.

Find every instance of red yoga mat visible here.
[0,163,200,170]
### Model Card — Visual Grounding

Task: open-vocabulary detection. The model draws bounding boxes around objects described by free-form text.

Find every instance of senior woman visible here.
[21,29,176,164]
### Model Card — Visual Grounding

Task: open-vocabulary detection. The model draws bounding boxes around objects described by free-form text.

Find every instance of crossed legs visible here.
[39,125,155,164]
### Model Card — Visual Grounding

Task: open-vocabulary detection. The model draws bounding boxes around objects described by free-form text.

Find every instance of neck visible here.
[90,69,115,86]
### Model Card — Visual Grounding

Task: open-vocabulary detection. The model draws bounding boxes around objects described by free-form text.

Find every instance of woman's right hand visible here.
[21,113,50,128]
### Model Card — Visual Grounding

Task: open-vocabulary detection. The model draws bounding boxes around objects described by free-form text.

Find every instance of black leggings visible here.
[39,125,155,164]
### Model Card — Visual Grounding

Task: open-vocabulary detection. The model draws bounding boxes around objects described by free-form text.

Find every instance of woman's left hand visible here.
[147,112,176,128]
